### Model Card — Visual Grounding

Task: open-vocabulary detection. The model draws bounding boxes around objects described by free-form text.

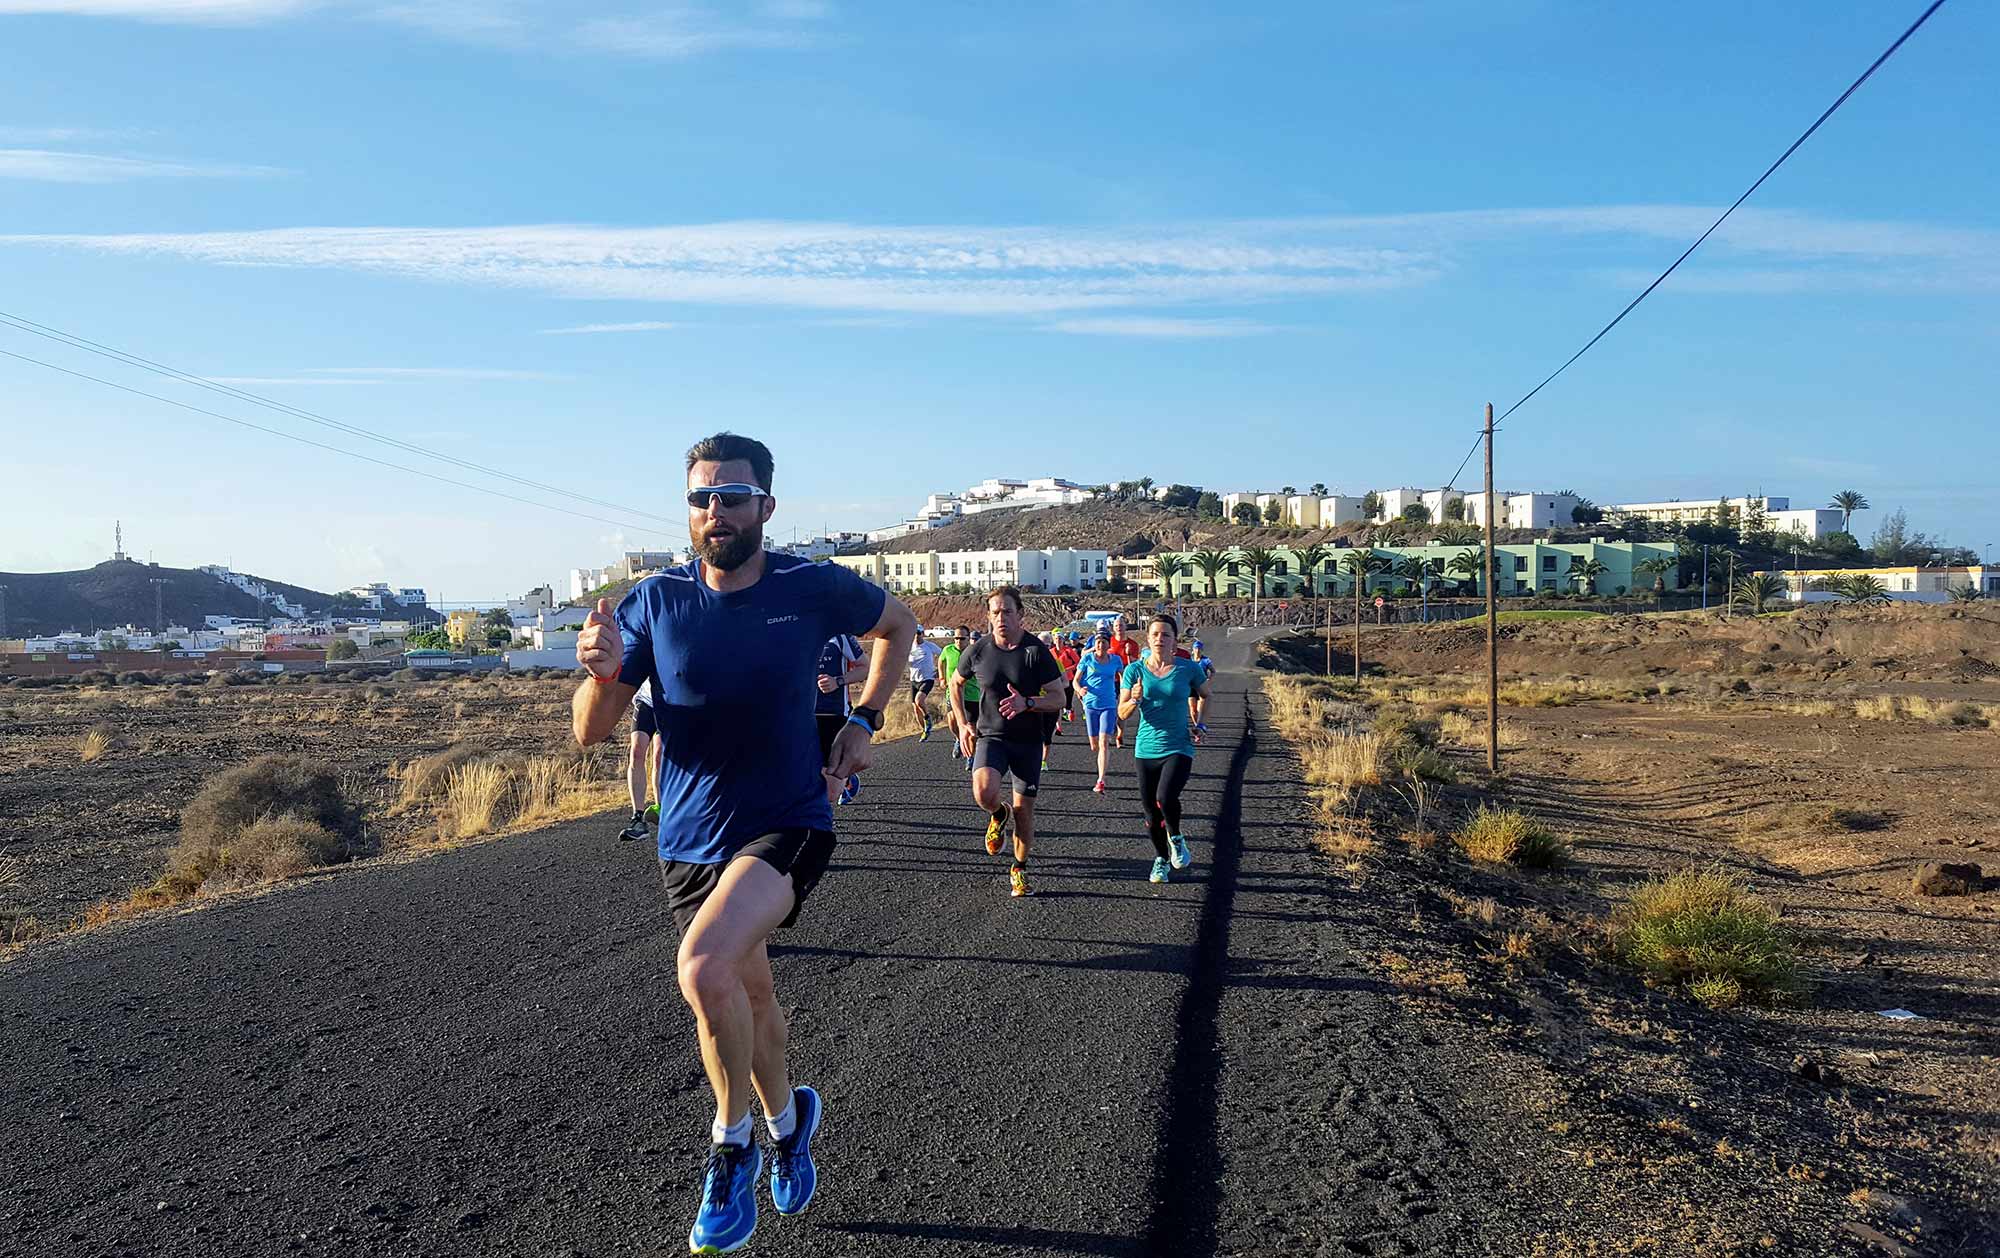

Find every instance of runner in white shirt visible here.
[907,634,943,742]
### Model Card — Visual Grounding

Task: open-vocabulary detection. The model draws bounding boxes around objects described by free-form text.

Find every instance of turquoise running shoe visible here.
[689,1142,761,1254]
[1149,857,1170,884]
[769,1086,821,1216]
[1168,834,1192,870]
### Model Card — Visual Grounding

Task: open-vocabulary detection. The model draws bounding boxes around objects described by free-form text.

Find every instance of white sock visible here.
[766,1094,798,1142]
[712,1111,754,1148]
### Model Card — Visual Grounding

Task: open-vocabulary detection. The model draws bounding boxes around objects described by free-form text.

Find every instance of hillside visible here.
[0,560,370,636]
[871,501,1548,557]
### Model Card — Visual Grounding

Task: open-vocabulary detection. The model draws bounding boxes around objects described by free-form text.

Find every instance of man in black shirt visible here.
[950,586,1066,898]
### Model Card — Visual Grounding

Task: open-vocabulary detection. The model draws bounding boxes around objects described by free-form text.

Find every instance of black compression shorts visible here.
[657,828,837,934]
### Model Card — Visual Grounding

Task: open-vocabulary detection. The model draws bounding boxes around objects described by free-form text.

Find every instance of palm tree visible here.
[1394,553,1438,621]
[1566,556,1609,596]
[1190,548,1228,598]
[1828,490,1869,533]
[1309,482,1329,497]
[1136,476,1155,500]
[1153,553,1188,599]
[1280,485,1298,496]
[1436,521,1481,546]
[1339,547,1387,680]
[1836,573,1890,604]
[1291,543,1330,597]
[1239,546,1279,600]
[1634,555,1676,594]
[1949,584,1984,602]
[1729,572,1785,614]
[1446,547,1484,595]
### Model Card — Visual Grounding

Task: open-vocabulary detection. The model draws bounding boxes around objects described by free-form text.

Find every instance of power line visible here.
[0,345,665,537]
[0,309,677,525]
[1443,0,1945,490]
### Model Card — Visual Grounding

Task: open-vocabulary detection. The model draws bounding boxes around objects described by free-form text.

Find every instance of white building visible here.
[1221,492,1263,519]
[1372,488,1427,521]
[569,567,612,602]
[1466,492,1582,531]
[1766,508,1845,541]
[833,548,1110,594]
[1319,495,1368,527]
[1420,488,1467,522]
[502,585,556,625]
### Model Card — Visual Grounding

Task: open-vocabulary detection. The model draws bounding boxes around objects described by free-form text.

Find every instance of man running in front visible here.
[951,587,1066,897]
[573,432,917,1254]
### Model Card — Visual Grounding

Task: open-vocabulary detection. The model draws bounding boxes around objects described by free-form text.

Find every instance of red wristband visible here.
[591,673,620,686]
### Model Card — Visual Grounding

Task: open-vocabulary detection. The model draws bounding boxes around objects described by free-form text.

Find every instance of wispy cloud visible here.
[211,366,563,384]
[0,124,141,143]
[1045,317,1277,339]
[538,321,679,335]
[0,0,318,21]
[0,0,838,57]
[4,208,1989,325]
[0,148,283,182]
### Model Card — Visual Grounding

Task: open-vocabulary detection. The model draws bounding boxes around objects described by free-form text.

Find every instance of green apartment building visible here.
[1151,540,1680,600]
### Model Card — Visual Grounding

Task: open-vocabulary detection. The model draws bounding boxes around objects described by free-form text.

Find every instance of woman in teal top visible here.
[1117,615,1211,884]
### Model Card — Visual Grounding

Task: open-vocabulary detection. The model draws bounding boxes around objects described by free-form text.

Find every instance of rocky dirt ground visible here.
[0,671,595,932]
[1264,601,1999,1253]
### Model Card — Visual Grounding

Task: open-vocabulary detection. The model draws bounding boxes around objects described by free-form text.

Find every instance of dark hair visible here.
[988,585,1024,613]
[685,432,774,491]
[1147,613,1180,637]
[955,624,971,634]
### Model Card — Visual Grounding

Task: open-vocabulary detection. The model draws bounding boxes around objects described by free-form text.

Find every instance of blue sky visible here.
[3,1,1995,602]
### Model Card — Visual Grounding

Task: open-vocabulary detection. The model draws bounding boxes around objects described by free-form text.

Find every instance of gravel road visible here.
[0,632,1903,1257]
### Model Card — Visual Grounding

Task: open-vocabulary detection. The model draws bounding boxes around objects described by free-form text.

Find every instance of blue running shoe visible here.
[769,1086,821,1216]
[1149,857,1171,884]
[689,1142,761,1254]
[839,775,861,805]
[1168,834,1192,870]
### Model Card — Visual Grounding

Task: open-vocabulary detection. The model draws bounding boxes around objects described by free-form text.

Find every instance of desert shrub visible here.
[1373,706,1440,759]
[396,741,516,809]
[1454,806,1567,868]
[1936,701,1987,728]
[162,815,345,895]
[1392,745,1458,784]
[1302,731,1383,789]
[116,671,158,686]
[75,670,116,686]
[206,671,251,687]
[1614,866,1795,1009]
[179,755,360,852]
[390,669,422,682]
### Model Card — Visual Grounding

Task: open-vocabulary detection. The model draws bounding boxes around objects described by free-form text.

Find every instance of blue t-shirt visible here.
[1120,657,1206,759]
[814,634,862,717]
[615,555,886,863]
[1073,651,1124,711]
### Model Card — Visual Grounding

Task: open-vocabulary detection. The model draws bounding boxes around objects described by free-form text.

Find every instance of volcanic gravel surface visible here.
[2,633,1979,1257]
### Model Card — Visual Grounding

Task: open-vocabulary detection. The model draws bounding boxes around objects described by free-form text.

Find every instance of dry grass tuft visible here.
[439,762,514,840]
[1454,806,1568,868]
[77,724,117,762]
[393,741,515,811]
[1613,865,1795,1009]
[1303,732,1383,790]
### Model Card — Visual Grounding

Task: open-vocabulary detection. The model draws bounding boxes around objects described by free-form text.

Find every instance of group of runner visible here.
[573,431,1218,1254]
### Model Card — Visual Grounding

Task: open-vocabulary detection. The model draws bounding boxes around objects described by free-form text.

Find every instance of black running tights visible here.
[1135,753,1193,858]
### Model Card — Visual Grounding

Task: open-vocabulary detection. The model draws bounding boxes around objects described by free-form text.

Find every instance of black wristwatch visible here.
[850,704,884,732]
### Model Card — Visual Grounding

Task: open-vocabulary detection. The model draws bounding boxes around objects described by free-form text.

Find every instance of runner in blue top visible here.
[573,433,918,1255]
[1117,613,1211,884]
[1072,629,1126,794]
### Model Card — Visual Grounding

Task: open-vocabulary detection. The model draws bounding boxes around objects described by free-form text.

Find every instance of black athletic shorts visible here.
[972,736,1041,796]
[632,697,659,738]
[657,828,837,934]
[909,677,936,701]
[815,713,846,765]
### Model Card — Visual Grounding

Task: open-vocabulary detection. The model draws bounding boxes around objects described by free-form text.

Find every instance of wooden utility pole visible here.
[150,578,168,634]
[1483,403,1499,775]
[1324,598,1332,676]
[1352,571,1362,682]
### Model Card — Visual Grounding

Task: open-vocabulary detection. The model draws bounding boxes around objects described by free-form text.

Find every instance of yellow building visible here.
[445,608,482,646]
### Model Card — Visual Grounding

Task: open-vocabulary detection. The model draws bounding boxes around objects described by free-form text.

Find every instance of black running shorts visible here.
[632,696,660,738]
[657,828,837,934]
[971,736,1041,796]
[908,677,936,701]
[815,713,846,765]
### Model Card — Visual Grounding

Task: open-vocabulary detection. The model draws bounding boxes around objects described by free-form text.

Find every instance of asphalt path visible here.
[0,631,1558,1257]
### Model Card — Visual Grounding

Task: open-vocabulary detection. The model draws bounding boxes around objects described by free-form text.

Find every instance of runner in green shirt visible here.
[937,624,980,769]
